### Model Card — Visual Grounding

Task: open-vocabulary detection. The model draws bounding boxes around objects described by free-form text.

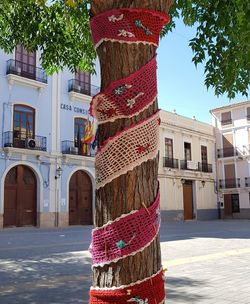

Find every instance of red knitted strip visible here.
[90,269,165,304]
[90,187,160,267]
[90,8,169,49]
[90,56,157,124]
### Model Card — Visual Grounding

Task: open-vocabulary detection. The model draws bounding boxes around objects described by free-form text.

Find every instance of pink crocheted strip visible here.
[95,111,160,189]
[90,8,170,49]
[90,56,157,124]
[90,188,160,267]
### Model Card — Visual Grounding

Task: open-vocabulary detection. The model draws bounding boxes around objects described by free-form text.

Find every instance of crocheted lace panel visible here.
[95,111,160,189]
[90,56,157,124]
[90,8,170,49]
[90,269,165,304]
[90,187,160,267]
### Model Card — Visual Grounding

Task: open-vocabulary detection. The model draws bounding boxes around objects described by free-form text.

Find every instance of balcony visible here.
[163,157,179,169]
[198,162,213,173]
[243,144,250,155]
[6,59,47,84]
[3,131,47,151]
[217,148,238,158]
[180,160,198,171]
[219,178,240,189]
[245,177,250,187]
[68,79,100,97]
[61,141,95,157]
[221,118,232,126]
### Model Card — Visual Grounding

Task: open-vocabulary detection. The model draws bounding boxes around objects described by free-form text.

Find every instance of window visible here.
[75,70,91,95]
[201,145,208,163]
[231,194,240,213]
[15,45,36,78]
[13,105,35,148]
[165,138,173,159]
[247,107,250,120]
[184,142,191,161]
[74,118,88,155]
[221,111,232,125]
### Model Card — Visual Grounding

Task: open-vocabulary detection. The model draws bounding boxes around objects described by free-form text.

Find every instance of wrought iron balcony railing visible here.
[198,162,213,173]
[61,140,95,157]
[163,157,179,169]
[3,131,47,151]
[180,160,199,171]
[221,118,232,126]
[217,148,238,158]
[6,59,47,83]
[245,177,250,187]
[68,79,100,97]
[219,178,240,189]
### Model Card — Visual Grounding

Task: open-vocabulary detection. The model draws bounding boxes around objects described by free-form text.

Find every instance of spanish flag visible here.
[82,120,95,144]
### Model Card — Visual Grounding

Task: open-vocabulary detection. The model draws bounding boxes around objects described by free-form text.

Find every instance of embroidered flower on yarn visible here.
[127,297,149,304]
[116,240,126,250]
[134,19,152,36]
[136,143,150,154]
[98,108,117,118]
[155,208,160,225]
[113,84,132,95]
[127,92,144,109]
[108,14,124,22]
[118,29,135,38]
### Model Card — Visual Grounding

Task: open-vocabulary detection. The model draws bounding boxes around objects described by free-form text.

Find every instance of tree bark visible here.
[91,0,174,290]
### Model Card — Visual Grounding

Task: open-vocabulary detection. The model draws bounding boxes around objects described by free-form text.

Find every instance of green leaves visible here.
[0,0,95,74]
[0,0,249,98]
[164,0,250,99]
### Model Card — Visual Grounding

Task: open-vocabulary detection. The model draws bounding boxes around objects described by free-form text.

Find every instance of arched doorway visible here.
[69,170,93,225]
[4,165,37,227]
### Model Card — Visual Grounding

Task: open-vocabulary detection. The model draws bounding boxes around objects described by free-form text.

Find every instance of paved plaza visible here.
[0,220,249,303]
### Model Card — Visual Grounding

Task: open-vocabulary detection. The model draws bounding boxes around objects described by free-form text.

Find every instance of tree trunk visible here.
[91,0,174,292]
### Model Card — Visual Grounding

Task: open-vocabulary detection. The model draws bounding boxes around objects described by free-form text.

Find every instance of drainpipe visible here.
[210,111,221,219]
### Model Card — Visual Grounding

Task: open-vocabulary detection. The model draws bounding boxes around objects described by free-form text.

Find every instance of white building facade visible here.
[0,46,100,229]
[159,110,218,221]
[211,101,250,219]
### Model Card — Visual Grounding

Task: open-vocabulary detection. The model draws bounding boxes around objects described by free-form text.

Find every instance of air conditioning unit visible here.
[69,146,78,154]
[16,67,22,75]
[187,160,198,170]
[26,138,36,149]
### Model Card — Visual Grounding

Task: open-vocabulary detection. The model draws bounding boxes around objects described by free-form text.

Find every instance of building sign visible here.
[60,103,88,115]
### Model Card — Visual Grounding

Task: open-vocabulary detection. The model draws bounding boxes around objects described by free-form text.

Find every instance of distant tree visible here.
[0,0,249,302]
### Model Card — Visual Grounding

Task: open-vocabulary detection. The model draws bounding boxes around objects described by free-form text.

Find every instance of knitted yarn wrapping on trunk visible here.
[95,111,160,189]
[90,8,170,49]
[90,187,160,267]
[90,6,169,304]
[90,269,166,304]
[90,56,157,124]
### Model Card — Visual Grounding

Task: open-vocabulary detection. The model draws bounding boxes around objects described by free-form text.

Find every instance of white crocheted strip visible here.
[95,111,160,189]
[94,38,159,50]
[90,267,163,290]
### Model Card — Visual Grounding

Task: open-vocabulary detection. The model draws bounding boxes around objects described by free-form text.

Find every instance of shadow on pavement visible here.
[166,276,207,303]
[0,252,92,304]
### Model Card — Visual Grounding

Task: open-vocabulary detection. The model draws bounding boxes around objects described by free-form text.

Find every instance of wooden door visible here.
[69,170,93,225]
[183,180,194,220]
[224,164,236,188]
[222,133,233,157]
[224,194,232,217]
[4,166,37,227]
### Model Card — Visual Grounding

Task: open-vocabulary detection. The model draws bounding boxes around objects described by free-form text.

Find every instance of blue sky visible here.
[157,19,248,124]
